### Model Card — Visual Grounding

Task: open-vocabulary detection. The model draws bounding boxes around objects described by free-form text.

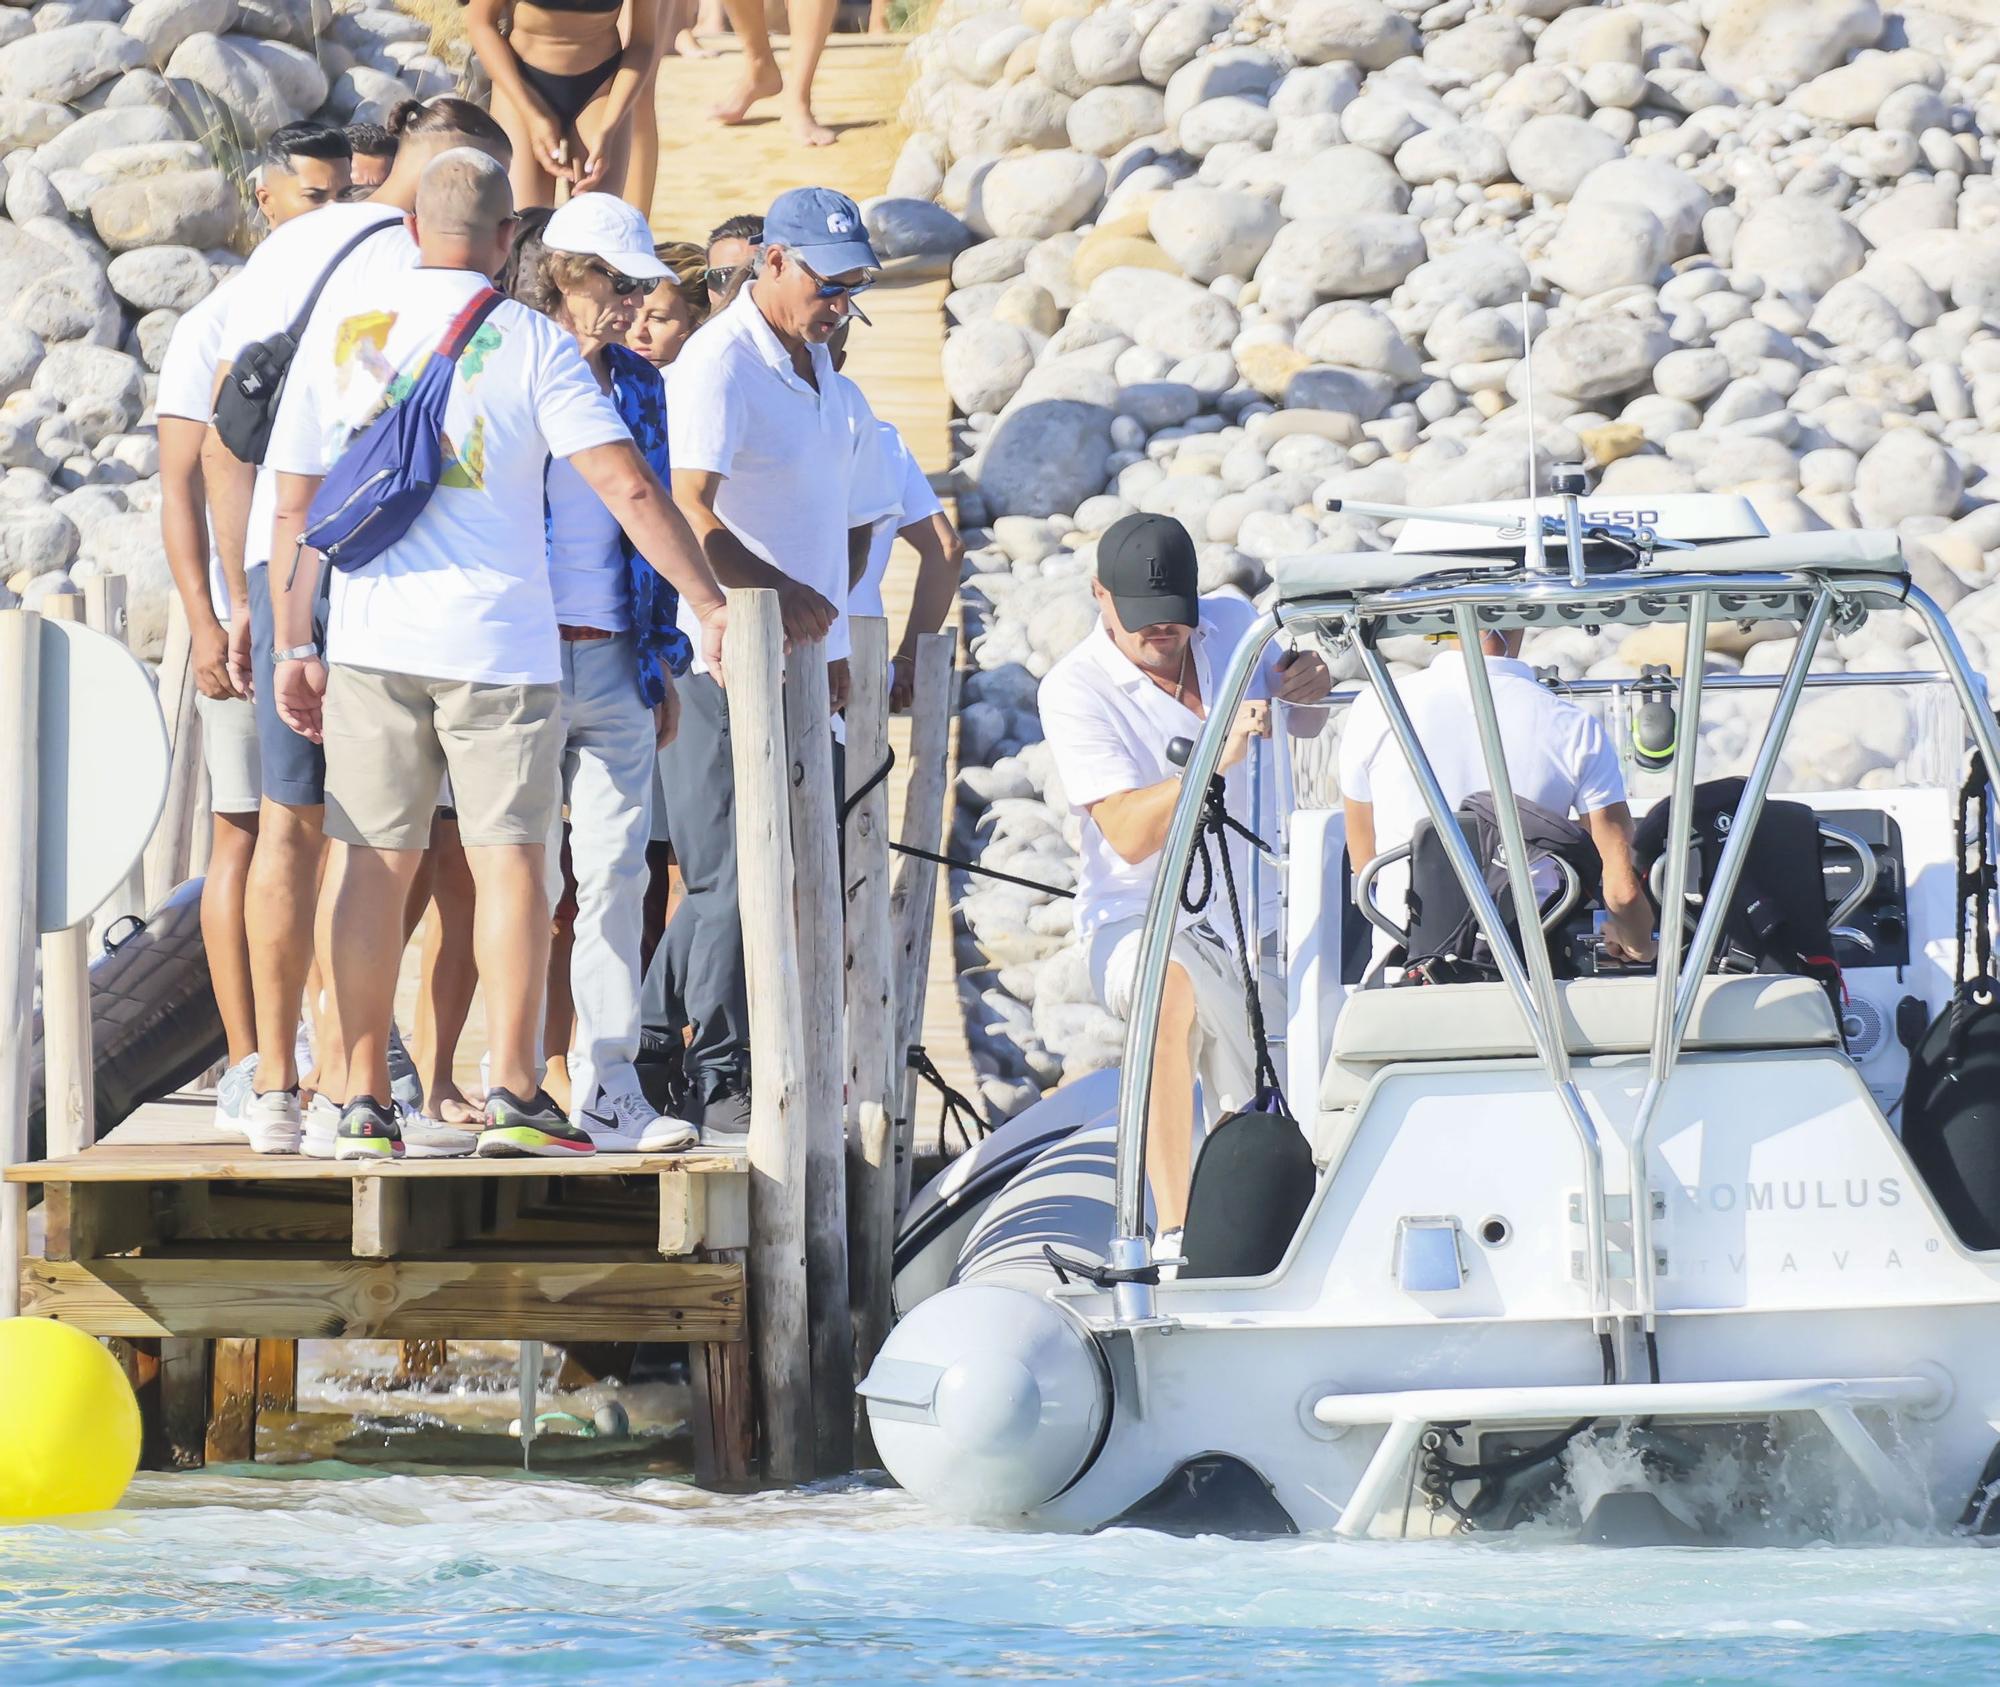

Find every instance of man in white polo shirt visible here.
[1040,513,1330,1257]
[661,183,894,1141]
[263,150,729,1163]
[1338,629,1656,969]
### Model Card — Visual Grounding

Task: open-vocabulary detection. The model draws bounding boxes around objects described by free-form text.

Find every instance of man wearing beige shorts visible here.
[262,150,728,1160]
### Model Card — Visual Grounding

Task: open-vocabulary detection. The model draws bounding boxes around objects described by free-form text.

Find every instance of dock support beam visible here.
[726,588,815,1484]
[0,609,40,1319]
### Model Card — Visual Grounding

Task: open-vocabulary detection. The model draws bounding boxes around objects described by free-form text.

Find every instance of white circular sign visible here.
[36,616,170,933]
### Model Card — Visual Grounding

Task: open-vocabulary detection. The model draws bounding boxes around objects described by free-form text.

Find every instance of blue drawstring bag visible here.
[300,287,503,573]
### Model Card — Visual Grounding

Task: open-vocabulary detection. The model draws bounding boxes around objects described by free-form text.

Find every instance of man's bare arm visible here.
[158,414,237,700]
[1586,800,1657,962]
[671,466,835,647]
[1344,799,1377,874]
[1088,780,1184,867]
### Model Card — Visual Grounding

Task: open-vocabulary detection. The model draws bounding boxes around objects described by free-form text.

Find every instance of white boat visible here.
[863,488,2000,1541]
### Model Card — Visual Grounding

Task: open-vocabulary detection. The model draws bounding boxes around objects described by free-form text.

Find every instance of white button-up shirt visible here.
[1039,593,1281,940]
[667,287,895,671]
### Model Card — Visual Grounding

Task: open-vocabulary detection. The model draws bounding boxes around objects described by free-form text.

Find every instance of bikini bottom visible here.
[517,51,620,125]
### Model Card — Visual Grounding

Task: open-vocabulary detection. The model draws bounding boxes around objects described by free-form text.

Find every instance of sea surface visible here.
[8,1467,2000,1685]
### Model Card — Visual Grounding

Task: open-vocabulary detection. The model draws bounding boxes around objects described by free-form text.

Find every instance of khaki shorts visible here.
[194,690,260,815]
[323,665,563,850]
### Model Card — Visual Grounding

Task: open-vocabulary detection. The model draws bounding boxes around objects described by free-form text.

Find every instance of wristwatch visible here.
[272,642,321,663]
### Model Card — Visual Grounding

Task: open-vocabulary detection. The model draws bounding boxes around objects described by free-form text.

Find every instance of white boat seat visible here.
[1320,974,1841,1110]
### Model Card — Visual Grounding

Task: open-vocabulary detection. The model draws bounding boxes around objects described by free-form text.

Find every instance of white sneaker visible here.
[294,1020,315,1082]
[1155,1227,1185,1283]
[244,1088,302,1155]
[212,1056,258,1137]
[576,1085,698,1153]
[301,1092,341,1160]
[397,1106,476,1159]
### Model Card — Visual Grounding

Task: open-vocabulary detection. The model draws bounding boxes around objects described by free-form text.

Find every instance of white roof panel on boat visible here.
[1390,493,1767,553]
[1636,528,1905,575]
[1271,551,1515,599]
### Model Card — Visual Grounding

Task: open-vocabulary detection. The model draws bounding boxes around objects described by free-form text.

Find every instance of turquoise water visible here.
[7,1470,2000,1683]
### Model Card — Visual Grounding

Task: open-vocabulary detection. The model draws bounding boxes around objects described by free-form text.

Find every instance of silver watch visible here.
[272,642,321,663]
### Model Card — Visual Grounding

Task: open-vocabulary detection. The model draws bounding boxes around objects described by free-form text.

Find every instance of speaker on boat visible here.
[859,1284,1112,1522]
[1901,979,2000,1249]
[25,878,224,1162]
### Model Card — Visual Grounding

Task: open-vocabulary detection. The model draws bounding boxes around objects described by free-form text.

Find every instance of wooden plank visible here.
[0,610,39,1320]
[42,1182,159,1260]
[658,1168,704,1257]
[842,618,897,1418]
[784,632,853,1477]
[142,593,202,910]
[395,1340,446,1384]
[38,594,96,1162]
[206,1336,258,1463]
[723,589,814,1485]
[690,1249,755,1489]
[83,573,146,936]
[352,1180,407,1259]
[890,634,958,1213]
[22,1256,746,1341]
[255,1338,298,1416]
[158,1336,210,1469]
[8,1142,747,1182]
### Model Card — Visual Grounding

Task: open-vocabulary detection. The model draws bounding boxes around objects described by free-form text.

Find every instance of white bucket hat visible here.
[542,192,669,281]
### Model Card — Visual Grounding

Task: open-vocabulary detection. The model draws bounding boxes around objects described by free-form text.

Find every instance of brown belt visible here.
[558,624,615,643]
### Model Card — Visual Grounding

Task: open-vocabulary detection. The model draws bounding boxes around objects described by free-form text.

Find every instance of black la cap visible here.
[1097,512,1198,631]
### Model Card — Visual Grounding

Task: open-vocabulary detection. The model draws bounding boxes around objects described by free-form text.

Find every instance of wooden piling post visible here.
[143,594,203,910]
[0,609,40,1319]
[723,587,814,1484]
[889,633,958,1215]
[783,635,854,1476]
[82,574,146,935]
[842,618,897,1414]
[37,592,94,1160]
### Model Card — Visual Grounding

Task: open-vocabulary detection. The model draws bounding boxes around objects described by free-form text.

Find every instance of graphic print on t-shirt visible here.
[326,306,497,491]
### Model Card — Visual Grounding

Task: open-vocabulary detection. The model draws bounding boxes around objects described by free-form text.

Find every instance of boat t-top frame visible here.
[1106,514,2000,1382]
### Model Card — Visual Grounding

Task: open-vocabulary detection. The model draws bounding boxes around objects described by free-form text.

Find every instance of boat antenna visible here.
[1521,292,1549,574]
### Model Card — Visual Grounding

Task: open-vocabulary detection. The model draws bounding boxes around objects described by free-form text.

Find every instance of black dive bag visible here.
[1901,756,2000,1249]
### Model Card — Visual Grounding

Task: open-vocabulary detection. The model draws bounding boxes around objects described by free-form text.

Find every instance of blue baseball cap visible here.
[763,186,879,277]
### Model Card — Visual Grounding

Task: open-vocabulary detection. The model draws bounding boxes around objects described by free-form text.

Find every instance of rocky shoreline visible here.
[858,0,2000,1118]
[0,0,471,652]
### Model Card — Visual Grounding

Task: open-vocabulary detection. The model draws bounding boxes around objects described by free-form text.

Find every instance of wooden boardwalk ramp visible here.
[646,35,974,1119]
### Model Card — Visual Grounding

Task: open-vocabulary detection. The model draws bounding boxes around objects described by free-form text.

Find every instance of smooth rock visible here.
[1139,0,1231,85]
[88,166,235,251]
[11,262,120,345]
[1653,346,1730,403]
[978,150,1106,240]
[1544,201,1666,295]
[1067,7,1141,86]
[1505,113,1623,201]
[30,341,143,433]
[865,197,972,261]
[1257,214,1425,301]
[1163,45,1283,129]
[945,320,1035,416]
[1393,122,1509,185]
[1276,145,1409,220]
[1283,364,1395,421]
[1177,94,1277,158]
[1702,0,1883,97]
[1294,302,1420,380]
[1148,185,1281,282]
[164,33,329,143]
[1531,313,1674,401]
[1730,198,1866,302]
[1283,0,1419,69]
[1853,427,1963,527]
[122,0,234,69]
[0,23,143,104]
[1569,155,1712,259]
[1066,83,1165,156]
[977,398,1117,519]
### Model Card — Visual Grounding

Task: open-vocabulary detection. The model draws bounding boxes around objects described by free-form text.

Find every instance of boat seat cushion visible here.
[1320,974,1841,1110]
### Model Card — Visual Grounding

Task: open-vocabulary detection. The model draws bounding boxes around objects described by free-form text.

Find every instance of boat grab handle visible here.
[1353,846,1581,945]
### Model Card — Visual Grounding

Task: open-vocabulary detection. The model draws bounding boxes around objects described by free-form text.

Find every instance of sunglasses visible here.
[703,265,736,296]
[591,261,657,298]
[798,260,873,325]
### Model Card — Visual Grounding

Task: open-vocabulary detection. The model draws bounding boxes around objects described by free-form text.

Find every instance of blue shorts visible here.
[248,564,328,809]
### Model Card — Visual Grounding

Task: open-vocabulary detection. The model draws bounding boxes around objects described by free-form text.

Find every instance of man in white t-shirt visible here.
[205,97,513,1155]
[157,121,352,1147]
[659,184,897,1139]
[263,150,729,1164]
[1040,514,1330,1257]
[848,411,962,712]
[1337,631,1655,967]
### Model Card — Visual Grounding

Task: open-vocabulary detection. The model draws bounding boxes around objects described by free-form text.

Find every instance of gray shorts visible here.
[194,690,260,815]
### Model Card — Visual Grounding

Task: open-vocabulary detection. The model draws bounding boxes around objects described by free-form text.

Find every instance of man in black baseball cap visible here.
[1040,510,1330,1270]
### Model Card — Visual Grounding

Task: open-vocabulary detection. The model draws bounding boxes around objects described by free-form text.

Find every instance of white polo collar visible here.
[1084,614,1214,698]
[729,284,829,397]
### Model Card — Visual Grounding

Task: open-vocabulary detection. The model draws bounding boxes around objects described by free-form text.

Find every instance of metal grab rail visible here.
[1351,828,1586,946]
[1645,819,1880,936]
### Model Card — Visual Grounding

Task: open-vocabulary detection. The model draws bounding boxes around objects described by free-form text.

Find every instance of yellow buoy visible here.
[0,1318,142,1520]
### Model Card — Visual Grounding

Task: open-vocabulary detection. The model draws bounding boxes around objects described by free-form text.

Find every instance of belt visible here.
[558,624,616,643]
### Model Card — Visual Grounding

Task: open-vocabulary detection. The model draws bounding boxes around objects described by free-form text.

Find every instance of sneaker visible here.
[1155,1226,1185,1284]
[397,1107,477,1159]
[294,1020,315,1082]
[478,1087,596,1158]
[698,1087,753,1146]
[302,1092,341,1160]
[577,1085,697,1153]
[212,1056,258,1137]
[387,1023,425,1115]
[243,1087,303,1155]
[335,1096,404,1161]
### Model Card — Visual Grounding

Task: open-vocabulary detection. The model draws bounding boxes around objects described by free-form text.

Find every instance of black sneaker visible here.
[636,1028,689,1118]
[478,1086,597,1158]
[699,1087,753,1146]
[335,1096,404,1161]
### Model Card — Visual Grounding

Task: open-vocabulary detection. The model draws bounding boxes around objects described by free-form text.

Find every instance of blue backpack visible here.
[301,287,504,573]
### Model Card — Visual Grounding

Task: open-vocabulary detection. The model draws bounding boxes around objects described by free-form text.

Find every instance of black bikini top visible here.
[510,0,625,12]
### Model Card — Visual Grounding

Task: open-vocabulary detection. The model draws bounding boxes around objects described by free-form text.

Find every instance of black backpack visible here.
[1633,777,1841,1011]
[1399,791,1603,984]
[213,217,400,464]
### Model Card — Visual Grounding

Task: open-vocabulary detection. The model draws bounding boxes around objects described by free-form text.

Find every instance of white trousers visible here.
[548,633,656,1110]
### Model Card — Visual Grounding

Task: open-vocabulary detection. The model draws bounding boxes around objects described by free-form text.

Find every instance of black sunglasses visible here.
[591,261,657,298]
[797,260,873,325]
[703,265,736,295]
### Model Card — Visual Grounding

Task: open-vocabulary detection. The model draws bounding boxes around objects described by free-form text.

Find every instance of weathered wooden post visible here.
[143,594,204,909]
[36,592,94,1160]
[82,574,145,934]
[889,632,958,1214]
[0,609,41,1318]
[782,632,853,1475]
[724,587,814,1483]
[842,617,897,1416]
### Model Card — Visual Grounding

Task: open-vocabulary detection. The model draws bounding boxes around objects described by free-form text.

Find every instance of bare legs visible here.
[574,85,636,203]
[412,818,479,1121]
[709,0,834,146]
[491,83,563,211]
[1147,962,1200,1235]
[202,812,260,1068]
[322,844,424,1107]
[466,843,553,1100]
[543,832,579,1112]
[247,800,334,1095]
